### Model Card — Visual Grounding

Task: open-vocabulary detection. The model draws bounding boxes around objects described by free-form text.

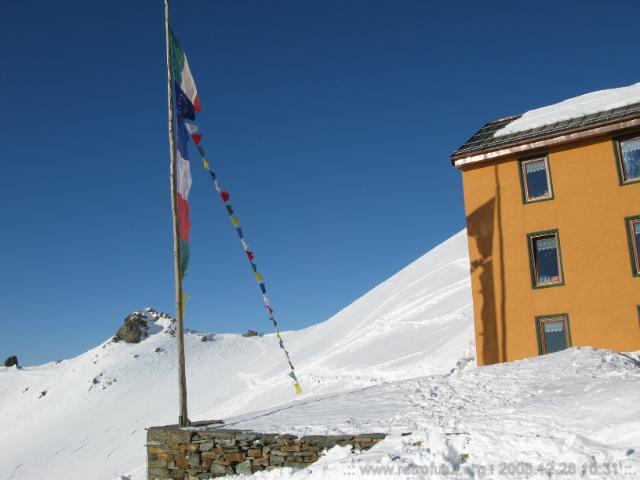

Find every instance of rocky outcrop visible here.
[114,313,150,344]
[113,308,177,344]
[3,355,18,367]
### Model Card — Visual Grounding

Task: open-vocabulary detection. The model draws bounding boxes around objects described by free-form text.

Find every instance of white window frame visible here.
[520,156,553,203]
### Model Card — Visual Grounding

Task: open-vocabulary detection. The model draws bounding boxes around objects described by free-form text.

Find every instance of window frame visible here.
[535,314,572,355]
[518,154,555,204]
[527,229,565,289]
[613,133,640,186]
[625,215,640,277]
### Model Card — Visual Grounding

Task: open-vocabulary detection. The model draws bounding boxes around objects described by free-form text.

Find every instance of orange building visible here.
[452,86,640,366]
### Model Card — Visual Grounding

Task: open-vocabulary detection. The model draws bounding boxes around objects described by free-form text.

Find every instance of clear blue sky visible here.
[2,0,638,365]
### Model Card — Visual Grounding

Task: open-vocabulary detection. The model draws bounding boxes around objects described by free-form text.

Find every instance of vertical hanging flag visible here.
[170,29,198,278]
[174,116,192,277]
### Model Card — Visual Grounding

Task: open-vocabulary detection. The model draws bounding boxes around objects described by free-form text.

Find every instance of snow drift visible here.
[227,347,640,480]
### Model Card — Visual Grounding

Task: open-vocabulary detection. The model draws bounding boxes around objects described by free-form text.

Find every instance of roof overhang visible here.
[452,116,640,169]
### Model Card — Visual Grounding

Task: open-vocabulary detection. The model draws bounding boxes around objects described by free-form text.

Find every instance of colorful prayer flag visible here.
[170,30,201,120]
[185,122,198,134]
[175,117,193,277]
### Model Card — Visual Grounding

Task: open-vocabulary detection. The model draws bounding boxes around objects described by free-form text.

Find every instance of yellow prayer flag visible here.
[294,383,302,395]
[203,159,209,169]
[231,217,240,226]
[255,273,264,282]
[276,330,281,339]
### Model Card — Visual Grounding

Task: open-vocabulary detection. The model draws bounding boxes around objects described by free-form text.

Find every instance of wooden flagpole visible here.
[164,0,189,428]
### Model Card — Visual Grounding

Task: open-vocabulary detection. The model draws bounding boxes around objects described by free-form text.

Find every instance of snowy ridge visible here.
[0,230,474,480]
[494,81,640,137]
[2,229,639,479]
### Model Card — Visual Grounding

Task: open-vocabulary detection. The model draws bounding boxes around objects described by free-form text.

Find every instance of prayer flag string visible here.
[186,122,301,395]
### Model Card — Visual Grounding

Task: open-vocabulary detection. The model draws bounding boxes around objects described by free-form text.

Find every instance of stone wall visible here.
[147,426,386,479]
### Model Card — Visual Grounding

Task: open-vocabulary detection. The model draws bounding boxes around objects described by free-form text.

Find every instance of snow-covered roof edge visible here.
[451,81,640,167]
[495,82,640,137]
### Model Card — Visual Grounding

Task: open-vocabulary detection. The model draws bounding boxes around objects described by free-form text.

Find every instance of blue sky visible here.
[2,0,639,365]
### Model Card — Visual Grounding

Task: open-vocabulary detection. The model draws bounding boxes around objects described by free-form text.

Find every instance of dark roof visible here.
[451,101,640,163]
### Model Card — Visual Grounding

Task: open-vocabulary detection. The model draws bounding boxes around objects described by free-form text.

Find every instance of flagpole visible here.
[164,0,189,428]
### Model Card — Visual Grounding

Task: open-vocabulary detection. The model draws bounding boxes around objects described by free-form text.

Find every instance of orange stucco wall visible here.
[461,134,640,365]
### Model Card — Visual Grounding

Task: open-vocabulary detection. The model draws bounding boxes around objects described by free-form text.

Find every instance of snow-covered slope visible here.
[3,229,639,479]
[226,347,640,479]
[0,230,474,480]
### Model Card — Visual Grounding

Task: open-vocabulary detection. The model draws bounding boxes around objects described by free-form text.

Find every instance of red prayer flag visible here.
[221,191,230,202]
[192,133,202,145]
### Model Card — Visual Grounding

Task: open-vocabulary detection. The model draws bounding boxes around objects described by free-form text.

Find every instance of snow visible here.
[223,348,640,479]
[494,82,640,137]
[1,229,639,479]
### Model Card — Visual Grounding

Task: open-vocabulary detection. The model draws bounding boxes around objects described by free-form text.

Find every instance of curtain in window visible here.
[542,319,568,354]
[535,236,557,252]
[534,236,560,283]
[621,138,640,180]
[543,321,564,333]
[525,160,547,174]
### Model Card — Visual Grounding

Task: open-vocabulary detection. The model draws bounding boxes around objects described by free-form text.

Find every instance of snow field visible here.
[1,229,639,479]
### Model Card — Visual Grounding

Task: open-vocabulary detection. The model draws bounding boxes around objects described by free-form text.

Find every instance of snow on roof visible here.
[494,82,640,137]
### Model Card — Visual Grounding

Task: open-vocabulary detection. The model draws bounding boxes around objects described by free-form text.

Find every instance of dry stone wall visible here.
[147,426,386,479]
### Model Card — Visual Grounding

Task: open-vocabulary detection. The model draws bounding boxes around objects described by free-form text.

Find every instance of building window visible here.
[528,230,564,288]
[520,156,553,202]
[626,215,640,276]
[536,314,571,355]
[615,136,640,184]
